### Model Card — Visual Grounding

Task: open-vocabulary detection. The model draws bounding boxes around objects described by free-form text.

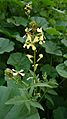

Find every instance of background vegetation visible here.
[0,0,67,119]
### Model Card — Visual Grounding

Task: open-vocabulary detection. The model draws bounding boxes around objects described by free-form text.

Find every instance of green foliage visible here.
[7,53,30,71]
[0,38,14,54]
[42,41,62,56]
[53,107,67,119]
[0,0,67,119]
[0,86,40,119]
[41,64,58,78]
[7,17,28,27]
[56,63,67,78]
[31,16,48,29]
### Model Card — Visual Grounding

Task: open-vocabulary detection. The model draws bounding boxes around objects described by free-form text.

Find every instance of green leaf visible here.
[48,79,58,88]
[41,64,58,78]
[6,96,44,110]
[0,28,20,38]
[30,101,44,110]
[45,94,54,106]
[33,83,52,88]
[42,0,55,6]
[0,38,14,54]
[64,60,67,66]
[56,63,67,78]
[47,89,57,95]
[31,16,48,30]
[7,53,30,71]
[42,41,62,56]
[6,96,29,105]
[56,21,67,27]
[16,34,26,43]
[0,86,40,119]
[61,39,67,47]
[63,54,67,58]
[7,17,28,27]
[45,27,60,35]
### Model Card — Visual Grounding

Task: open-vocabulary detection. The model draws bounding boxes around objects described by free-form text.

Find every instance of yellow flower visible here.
[27,44,31,49]
[31,44,36,51]
[25,27,28,32]
[37,28,42,33]
[37,54,43,62]
[39,54,43,58]
[33,36,39,43]
[39,41,43,45]
[24,2,32,15]
[26,54,33,58]
[23,26,45,51]
[23,44,26,48]
[39,35,43,41]
[26,34,32,42]
[26,54,33,63]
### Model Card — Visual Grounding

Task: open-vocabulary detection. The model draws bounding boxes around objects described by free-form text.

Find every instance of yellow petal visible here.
[33,36,39,43]
[26,54,33,58]
[37,28,42,33]
[27,44,31,49]
[31,44,36,51]
[23,44,26,48]
[27,34,31,42]
[37,54,43,62]
[26,54,33,63]
[39,41,43,45]
[34,64,38,71]
[25,27,28,32]
[39,54,43,58]
[39,35,43,41]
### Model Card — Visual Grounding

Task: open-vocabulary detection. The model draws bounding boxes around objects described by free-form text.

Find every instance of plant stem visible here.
[33,50,36,83]
[59,78,65,85]
[38,88,47,102]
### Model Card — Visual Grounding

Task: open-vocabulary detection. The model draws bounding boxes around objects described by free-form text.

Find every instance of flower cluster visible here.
[24,2,32,16]
[23,27,45,51]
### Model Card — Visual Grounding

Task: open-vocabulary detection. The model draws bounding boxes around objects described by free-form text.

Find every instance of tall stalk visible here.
[33,49,36,83]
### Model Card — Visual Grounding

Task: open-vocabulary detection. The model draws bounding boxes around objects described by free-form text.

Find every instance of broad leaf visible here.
[0,38,14,54]
[31,16,48,29]
[41,64,58,78]
[42,41,62,56]
[45,27,60,35]
[42,0,55,6]
[61,39,67,47]
[7,17,28,27]
[16,34,26,43]
[64,60,67,66]
[0,28,20,38]
[7,53,30,71]
[56,63,67,78]
[63,54,67,58]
